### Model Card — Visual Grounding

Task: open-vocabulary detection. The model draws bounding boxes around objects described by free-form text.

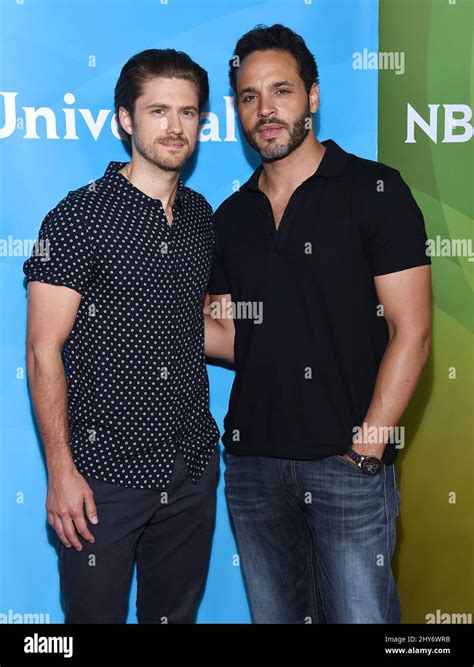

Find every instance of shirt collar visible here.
[103,160,190,206]
[241,139,348,193]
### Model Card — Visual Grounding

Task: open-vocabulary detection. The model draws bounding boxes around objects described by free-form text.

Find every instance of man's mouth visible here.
[257,125,285,139]
[161,140,186,148]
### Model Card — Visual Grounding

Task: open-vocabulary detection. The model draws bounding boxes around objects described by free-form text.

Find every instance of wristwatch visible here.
[346,448,382,475]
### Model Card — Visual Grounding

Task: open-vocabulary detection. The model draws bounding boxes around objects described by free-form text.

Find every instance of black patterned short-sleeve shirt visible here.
[23,161,220,490]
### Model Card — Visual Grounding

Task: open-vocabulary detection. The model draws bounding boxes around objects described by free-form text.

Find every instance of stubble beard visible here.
[133,133,194,172]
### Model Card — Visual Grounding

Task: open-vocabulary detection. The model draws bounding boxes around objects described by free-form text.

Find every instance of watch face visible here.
[361,456,381,475]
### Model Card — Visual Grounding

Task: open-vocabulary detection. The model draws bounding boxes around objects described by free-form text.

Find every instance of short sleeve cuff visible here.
[371,253,431,277]
[23,270,87,296]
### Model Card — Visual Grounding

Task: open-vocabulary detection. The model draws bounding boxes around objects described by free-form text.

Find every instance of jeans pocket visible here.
[335,454,365,474]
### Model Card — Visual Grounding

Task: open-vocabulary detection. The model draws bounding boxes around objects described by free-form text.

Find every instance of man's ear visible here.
[308,83,320,115]
[118,106,133,137]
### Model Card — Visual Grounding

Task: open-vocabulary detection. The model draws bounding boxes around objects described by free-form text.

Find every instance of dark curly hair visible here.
[229,24,319,94]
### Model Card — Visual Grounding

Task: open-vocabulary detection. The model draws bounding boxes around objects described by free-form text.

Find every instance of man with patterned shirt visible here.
[23,49,220,623]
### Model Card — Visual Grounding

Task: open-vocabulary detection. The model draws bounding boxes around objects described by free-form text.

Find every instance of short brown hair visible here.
[114,48,209,123]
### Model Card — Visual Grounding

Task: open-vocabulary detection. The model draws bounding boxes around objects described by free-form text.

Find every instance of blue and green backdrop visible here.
[0,0,471,623]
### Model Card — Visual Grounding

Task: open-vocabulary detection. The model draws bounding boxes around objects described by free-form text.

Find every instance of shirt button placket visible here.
[166,207,178,443]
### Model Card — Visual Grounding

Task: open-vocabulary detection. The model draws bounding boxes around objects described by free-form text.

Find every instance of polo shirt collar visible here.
[104,160,190,205]
[241,139,348,193]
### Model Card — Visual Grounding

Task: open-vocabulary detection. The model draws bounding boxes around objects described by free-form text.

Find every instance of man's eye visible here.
[275,89,290,95]
[242,95,256,103]
[182,111,194,117]
[153,109,164,114]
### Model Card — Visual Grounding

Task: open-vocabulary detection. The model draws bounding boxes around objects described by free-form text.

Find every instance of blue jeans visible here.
[224,452,401,624]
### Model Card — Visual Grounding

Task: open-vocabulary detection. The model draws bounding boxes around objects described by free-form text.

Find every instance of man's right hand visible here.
[46,467,98,550]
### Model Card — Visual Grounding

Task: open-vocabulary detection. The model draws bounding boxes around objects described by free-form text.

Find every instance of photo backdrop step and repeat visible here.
[0,0,471,624]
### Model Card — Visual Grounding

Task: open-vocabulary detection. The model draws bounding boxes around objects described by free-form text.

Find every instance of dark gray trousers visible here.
[58,447,220,623]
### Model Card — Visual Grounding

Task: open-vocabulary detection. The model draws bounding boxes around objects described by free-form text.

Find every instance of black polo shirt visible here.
[23,161,220,490]
[209,139,431,465]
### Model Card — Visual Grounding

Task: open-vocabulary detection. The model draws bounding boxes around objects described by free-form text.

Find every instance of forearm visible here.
[26,344,76,475]
[355,329,431,457]
[204,314,235,363]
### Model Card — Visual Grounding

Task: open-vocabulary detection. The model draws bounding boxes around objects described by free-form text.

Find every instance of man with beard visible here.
[23,49,220,623]
[205,25,431,623]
